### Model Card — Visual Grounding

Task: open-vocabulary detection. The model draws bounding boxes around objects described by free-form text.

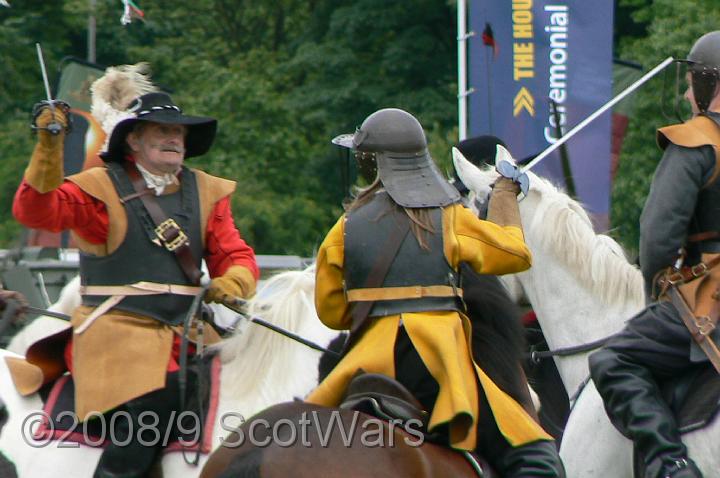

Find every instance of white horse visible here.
[0,266,339,478]
[7,275,81,355]
[453,155,720,477]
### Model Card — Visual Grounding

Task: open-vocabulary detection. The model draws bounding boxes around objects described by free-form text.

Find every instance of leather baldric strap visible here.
[346,285,462,302]
[345,217,411,351]
[667,286,720,374]
[122,163,203,285]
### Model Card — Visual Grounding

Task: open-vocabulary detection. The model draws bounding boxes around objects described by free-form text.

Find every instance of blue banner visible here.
[468,0,614,229]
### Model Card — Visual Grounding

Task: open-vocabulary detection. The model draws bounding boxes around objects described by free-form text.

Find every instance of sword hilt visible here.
[495,144,530,196]
[30,100,72,135]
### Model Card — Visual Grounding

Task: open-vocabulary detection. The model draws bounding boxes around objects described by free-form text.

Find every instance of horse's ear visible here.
[452,147,492,196]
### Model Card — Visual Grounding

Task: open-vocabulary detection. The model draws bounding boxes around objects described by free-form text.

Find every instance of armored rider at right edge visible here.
[590,31,720,478]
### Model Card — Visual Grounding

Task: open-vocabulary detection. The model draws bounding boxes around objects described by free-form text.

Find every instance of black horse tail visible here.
[459,263,530,408]
[317,332,347,382]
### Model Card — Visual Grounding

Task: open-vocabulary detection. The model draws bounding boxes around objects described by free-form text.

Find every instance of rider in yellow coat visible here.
[306,108,563,477]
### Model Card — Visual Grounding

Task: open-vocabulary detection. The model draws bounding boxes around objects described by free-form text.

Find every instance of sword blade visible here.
[520,56,675,174]
[26,305,71,321]
[35,43,55,113]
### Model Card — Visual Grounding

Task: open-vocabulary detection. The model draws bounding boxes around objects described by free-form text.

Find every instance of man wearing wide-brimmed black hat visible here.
[9,64,258,477]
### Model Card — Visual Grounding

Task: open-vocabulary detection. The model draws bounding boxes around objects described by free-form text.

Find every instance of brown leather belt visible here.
[80,282,203,296]
[74,281,204,335]
[346,285,462,302]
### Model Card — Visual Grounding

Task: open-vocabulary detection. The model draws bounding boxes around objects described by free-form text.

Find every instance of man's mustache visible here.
[152,143,185,154]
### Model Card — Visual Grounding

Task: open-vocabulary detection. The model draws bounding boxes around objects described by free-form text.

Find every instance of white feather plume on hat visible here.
[90,62,158,152]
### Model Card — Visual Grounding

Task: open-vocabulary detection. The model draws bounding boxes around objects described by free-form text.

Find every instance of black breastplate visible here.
[79,164,203,325]
[344,192,462,317]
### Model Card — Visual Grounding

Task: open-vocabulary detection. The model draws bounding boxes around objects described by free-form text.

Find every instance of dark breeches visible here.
[393,326,564,477]
[589,300,705,477]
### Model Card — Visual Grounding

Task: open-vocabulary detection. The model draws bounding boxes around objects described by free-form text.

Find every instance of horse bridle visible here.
[527,333,618,364]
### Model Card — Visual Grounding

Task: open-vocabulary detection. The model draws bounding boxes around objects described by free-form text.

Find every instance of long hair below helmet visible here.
[333,108,459,208]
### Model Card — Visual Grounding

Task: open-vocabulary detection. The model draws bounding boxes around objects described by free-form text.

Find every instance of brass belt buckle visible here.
[154,218,188,251]
[695,315,716,336]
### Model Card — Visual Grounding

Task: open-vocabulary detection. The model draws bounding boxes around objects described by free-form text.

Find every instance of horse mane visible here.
[523,173,644,306]
[216,265,338,407]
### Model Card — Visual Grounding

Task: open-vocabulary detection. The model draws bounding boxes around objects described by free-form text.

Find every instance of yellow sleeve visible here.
[314,215,352,330]
[443,203,532,275]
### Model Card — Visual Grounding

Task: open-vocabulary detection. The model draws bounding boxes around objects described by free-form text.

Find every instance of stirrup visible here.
[661,457,698,478]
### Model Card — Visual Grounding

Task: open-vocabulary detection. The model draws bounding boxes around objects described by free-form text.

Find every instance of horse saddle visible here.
[34,353,221,454]
[663,363,720,434]
[339,371,490,478]
[339,371,429,429]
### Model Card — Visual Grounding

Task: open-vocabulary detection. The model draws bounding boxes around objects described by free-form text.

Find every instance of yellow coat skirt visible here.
[305,203,551,451]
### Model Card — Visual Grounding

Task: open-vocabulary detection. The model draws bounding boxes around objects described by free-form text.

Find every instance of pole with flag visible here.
[482,22,497,134]
[121,0,145,25]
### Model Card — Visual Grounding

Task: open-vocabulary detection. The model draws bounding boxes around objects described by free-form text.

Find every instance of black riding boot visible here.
[646,457,703,478]
[494,439,566,477]
[589,349,702,478]
[94,375,181,478]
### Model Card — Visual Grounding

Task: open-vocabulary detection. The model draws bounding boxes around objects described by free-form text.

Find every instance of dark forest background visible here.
[0,0,717,256]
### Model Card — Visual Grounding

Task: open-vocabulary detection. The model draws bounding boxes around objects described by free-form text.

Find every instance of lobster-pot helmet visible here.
[685,31,720,113]
[332,108,459,208]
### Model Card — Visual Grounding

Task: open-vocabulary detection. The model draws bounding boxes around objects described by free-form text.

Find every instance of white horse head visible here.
[0,265,340,478]
[455,155,720,478]
[454,154,720,476]
[211,264,338,425]
[7,275,81,355]
[454,151,644,394]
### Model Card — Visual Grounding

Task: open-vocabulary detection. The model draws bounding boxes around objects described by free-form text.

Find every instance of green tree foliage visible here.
[3,1,715,256]
[0,0,458,255]
[612,0,720,254]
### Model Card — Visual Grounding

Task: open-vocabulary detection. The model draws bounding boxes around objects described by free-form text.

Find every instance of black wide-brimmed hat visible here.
[100,92,217,162]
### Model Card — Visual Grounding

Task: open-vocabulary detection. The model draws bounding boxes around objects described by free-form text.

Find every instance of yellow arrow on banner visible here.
[513,87,535,117]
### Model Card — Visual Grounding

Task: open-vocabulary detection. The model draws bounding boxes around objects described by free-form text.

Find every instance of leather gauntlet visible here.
[25,108,68,193]
[486,177,522,228]
[205,265,257,304]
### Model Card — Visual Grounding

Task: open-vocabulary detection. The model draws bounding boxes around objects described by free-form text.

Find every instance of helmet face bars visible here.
[332,108,460,208]
[686,31,720,113]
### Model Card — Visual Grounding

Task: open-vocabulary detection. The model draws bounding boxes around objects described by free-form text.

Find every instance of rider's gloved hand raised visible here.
[25,103,70,193]
[487,145,526,228]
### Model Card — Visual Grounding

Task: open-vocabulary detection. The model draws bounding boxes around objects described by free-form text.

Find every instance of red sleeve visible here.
[204,196,259,279]
[12,180,109,244]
